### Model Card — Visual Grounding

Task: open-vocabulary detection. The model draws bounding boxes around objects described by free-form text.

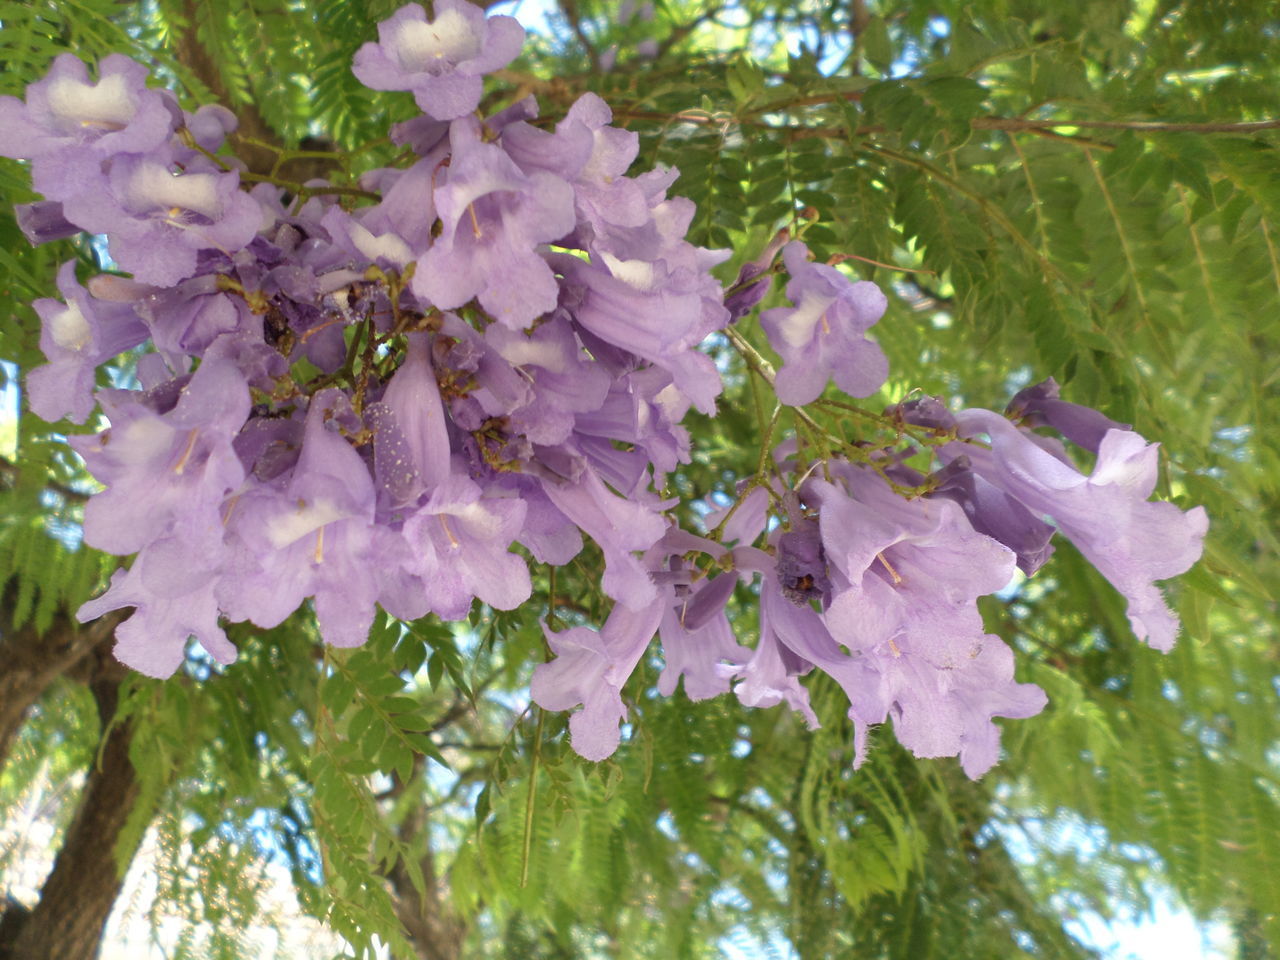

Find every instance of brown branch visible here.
[609,99,1280,148]
[0,456,91,504]
[0,657,147,960]
[557,0,600,72]
[0,607,123,769]
[386,760,467,960]
[973,116,1280,134]
[849,0,872,36]
[172,0,338,182]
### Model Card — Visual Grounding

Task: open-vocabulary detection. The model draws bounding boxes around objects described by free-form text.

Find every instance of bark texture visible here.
[173,1,336,182]
[389,845,467,960]
[0,658,144,960]
[387,764,467,960]
[0,609,121,768]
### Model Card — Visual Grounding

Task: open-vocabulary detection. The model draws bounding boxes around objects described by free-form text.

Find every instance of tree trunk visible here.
[0,660,145,960]
[387,764,467,960]
[0,611,120,768]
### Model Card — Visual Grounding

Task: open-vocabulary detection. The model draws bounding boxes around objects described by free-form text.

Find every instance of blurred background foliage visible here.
[0,0,1277,958]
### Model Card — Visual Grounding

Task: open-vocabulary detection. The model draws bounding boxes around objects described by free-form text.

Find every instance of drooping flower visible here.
[814,471,1047,776]
[530,601,664,761]
[217,390,380,648]
[540,464,668,610]
[412,117,575,327]
[351,0,524,120]
[948,409,1209,652]
[365,332,452,509]
[15,201,81,245]
[76,521,237,678]
[724,228,789,321]
[643,526,751,702]
[553,251,725,415]
[760,241,888,406]
[70,358,250,556]
[25,260,149,424]
[1006,377,1131,454]
[397,474,531,621]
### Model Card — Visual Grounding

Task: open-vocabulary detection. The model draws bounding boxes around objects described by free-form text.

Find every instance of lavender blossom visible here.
[351,0,524,120]
[366,333,452,508]
[61,155,263,286]
[0,54,175,181]
[950,409,1209,652]
[531,602,664,761]
[1007,377,1131,454]
[413,117,575,327]
[71,359,250,556]
[398,475,531,620]
[541,465,668,609]
[724,229,789,321]
[77,525,237,678]
[217,390,380,647]
[15,201,81,245]
[760,241,888,406]
[814,473,1047,776]
[25,261,149,424]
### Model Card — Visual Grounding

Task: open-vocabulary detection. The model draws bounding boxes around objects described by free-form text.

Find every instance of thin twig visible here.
[974,116,1280,134]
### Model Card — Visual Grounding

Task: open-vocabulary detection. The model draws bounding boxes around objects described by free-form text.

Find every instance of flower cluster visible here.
[530,374,1207,774]
[9,1,1207,777]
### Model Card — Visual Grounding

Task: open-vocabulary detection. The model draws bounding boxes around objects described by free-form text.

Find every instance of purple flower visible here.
[63,154,263,287]
[644,529,751,700]
[0,54,175,179]
[775,517,832,607]
[217,390,380,647]
[398,474,531,620]
[500,93,649,250]
[320,206,414,271]
[731,610,820,730]
[1007,377,1131,454]
[498,100,597,183]
[486,316,612,445]
[130,277,249,370]
[70,359,250,556]
[513,480,584,564]
[412,117,575,327]
[540,464,668,609]
[530,601,664,761]
[950,409,1209,652]
[929,456,1057,575]
[760,241,889,406]
[813,473,1047,776]
[655,586,747,706]
[183,103,238,153]
[25,260,149,424]
[553,252,724,415]
[15,201,81,245]
[77,523,237,679]
[366,332,452,508]
[352,0,524,121]
[725,229,789,321]
[573,367,691,479]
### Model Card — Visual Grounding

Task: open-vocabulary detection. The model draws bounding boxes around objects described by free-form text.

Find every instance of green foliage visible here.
[1,1,1278,958]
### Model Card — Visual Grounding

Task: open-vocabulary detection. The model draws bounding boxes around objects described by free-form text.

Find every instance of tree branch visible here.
[171,0,338,181]
[972,116,1280,134]
[556,0,600,73]
[0,607,123,769]
[0,656,148,960]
